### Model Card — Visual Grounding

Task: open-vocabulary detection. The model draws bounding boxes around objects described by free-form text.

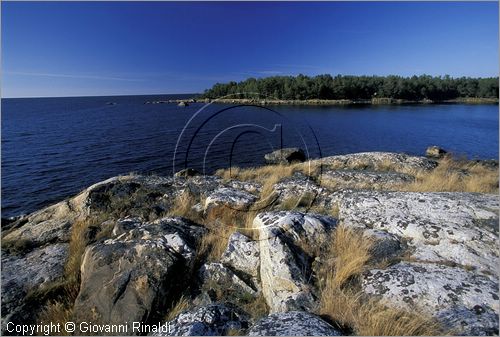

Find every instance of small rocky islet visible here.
[1,150,498,336]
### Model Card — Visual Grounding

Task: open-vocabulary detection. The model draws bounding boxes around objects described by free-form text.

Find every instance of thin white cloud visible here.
[255,70,283,75]
[273,63,324,70]
[233,70,284,77]
[4,71,144,82]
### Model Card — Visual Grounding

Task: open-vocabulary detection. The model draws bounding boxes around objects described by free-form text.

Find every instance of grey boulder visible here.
[73,217,204,334]
[153,303,249,336]
[254,212,336,313]
[174,168,201,178]
[248,311,342,336]
[204,187,257,211]
[220,232,260,279]
[1,243,69,324]
[264,148,306,165]
[426,146,448,158]
[199,263,257,300]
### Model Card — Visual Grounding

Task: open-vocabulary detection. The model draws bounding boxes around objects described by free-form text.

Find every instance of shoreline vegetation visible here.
[200,74,499,102]
[145,74,500,106]
[154,96,499,106]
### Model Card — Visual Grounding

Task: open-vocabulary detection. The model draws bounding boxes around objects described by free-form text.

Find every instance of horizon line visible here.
[3,73,498,99]
[1,92,202,99]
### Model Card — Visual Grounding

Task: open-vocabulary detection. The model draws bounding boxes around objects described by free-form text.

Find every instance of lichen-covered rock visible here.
[254,212,336,313]
[204,187,257,211]
[264,148,306,165]
[174,168,201,178]
[1,174,186,246]
[321,152,438,171]
[362,262,499,335]
[226,180,261,195]
[362,228,403,262]
[73,217,204,333]
[199,263,257,298]
[248,311,342,336]
[336,190,499,272]
[273,173,323,206]
[255,211,336,243]
[221,232,260,279]
[426,146,448,158]
[2,201,76,245]
[322,169,414,190]
[153,303,249,336]
[1,243,68,324]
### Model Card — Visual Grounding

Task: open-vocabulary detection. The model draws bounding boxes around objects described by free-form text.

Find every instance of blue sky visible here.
[2,1,498,97]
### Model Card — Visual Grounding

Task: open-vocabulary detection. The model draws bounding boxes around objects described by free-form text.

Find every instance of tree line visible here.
[201,74,499,101]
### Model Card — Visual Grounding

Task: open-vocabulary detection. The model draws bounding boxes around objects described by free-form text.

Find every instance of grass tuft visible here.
[322,225,373,289]
[401,157,498,193]
[38,301,73,335]
[317,225,445,335]
[35,214,114,326]
[167,189,203,222]
[164,295,191,322]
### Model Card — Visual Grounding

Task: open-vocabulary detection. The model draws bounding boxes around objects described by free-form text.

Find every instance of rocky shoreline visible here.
[145,97,499,106]
[1,151,498,336]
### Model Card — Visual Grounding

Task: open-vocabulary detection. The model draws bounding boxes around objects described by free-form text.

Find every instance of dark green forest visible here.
[201,75,499,101]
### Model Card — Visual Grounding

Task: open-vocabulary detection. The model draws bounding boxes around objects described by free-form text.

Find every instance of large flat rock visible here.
[322,169,414,190]
[1,243,69,323]
[335,190,499,272]
[204,187,257,211]
[362,262,499,335]
[248,311,342,336]
[320,152,438,171]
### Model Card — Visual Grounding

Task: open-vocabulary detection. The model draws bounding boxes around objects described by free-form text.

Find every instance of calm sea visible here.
[2,94,498,218]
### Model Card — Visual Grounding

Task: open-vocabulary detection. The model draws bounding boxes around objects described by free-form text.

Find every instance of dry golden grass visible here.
[225,328,243,336]
[64,218,94,298]
[197,228,231,262]
[309,203,340,219]
[167,190,203,222]
[1,237,36,255]
[317,225,445,335]
[38,217,98,324]
[199,206,260,261]
[401,158,498,193]
[35,214,113,326]
[321,225,373,289]
[240,292,269,321]
[329,203,340,218]
[200,206,239,261]
[239,210,259,239]
[216,164,295,184]
[319,288,444,336]
[165,295,191,322]
[215,161,322,199]
[279,196,300,210]
[322,156,498,193]
[375,158,403,172]
[38,301,73,335]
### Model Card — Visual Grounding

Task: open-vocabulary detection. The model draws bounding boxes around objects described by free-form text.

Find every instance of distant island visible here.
[195,74,499,105]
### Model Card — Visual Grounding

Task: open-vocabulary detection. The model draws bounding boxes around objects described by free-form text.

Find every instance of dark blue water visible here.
[2,95,498,218]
